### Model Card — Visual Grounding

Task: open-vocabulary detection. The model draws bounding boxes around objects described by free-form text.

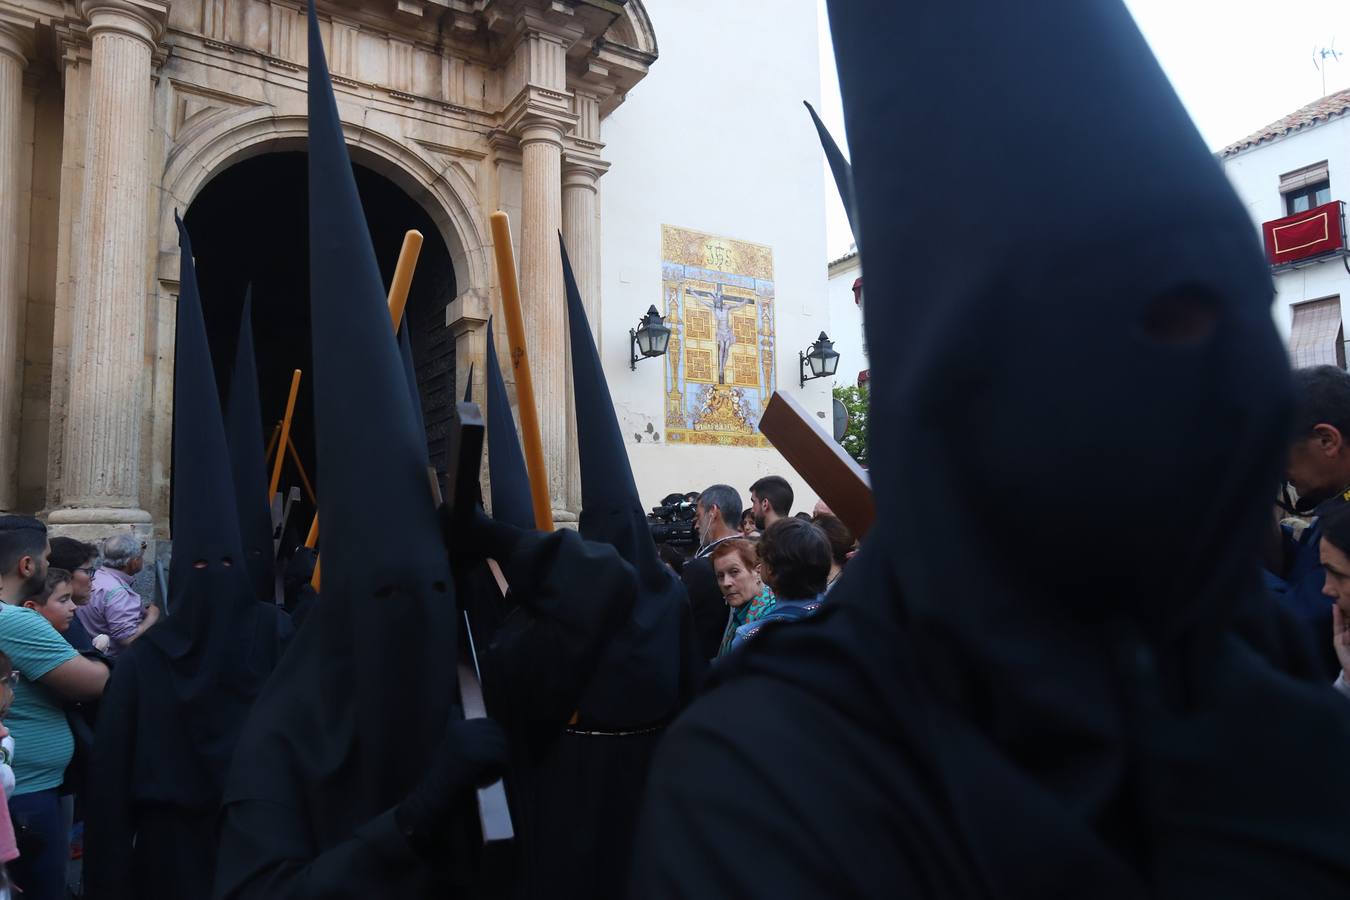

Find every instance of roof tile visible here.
[1221,88,1350,157]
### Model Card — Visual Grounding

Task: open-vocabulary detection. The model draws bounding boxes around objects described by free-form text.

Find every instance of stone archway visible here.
[177,151,459,548]
[142,109,493,528]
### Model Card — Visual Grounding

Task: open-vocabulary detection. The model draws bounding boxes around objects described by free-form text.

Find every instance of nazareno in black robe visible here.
[84,609,290,900]
[469,317,701,900]
[214,4,625,896]
[83,214,293,900]
[631,0,1350,897]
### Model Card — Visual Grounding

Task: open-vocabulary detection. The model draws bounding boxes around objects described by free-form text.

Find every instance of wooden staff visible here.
[489,211,553,531]
[263,421,282,470]
[310,229,425,589]
[269,370,302,500]
[388,230,423,331]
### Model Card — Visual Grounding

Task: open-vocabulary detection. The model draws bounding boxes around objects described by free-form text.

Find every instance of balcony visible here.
[1264,200,1349,272]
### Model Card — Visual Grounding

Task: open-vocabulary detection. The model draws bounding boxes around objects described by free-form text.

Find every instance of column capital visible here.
[502,91,576,148]
[562,154,610,190]
[79,0,169,49]
[0,15,38,67]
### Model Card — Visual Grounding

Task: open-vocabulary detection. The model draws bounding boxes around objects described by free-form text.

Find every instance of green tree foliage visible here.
[834,383,868,466]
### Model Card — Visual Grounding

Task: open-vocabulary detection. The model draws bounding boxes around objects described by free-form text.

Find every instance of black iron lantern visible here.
[630,305,672,370]
[799,331,841,387]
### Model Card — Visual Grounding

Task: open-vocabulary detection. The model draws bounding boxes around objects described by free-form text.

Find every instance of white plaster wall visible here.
[1221,117,1350,340]
[599,0,832,515]
[826,255,866,383]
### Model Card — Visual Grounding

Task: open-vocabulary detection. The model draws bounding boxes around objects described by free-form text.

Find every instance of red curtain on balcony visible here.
[1263,200,1345,265]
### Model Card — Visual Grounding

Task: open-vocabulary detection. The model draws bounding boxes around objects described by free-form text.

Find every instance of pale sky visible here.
[816,0,1350,260]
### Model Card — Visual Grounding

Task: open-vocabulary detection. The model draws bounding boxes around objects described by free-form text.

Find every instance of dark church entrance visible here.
[181,152,456,542]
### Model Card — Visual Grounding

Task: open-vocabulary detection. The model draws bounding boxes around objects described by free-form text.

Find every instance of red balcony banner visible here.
[1263,200,1345,265]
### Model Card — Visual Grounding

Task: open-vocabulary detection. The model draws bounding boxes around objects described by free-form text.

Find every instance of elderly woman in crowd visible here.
[711,539,776,657]
[738,509,759,539]
[77,535,158,658]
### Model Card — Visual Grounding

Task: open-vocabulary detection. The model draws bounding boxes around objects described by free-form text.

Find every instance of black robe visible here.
[467,531,700,900]
[84,606,291,900]
[215,528,664,900]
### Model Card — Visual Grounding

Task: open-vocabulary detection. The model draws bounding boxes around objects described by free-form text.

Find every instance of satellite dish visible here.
[832,397,849,442]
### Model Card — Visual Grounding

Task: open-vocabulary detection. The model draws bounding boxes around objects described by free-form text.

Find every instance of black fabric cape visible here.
[631,1,1350,897]
[215,2,468,895]
[85,215,291,900]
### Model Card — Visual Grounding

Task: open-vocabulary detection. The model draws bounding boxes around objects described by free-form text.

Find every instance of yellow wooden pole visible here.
[310,229,426,589]
[388,230,423,332]
[489,211,553,532]
[262,421,282,474]
[269,370,302,500]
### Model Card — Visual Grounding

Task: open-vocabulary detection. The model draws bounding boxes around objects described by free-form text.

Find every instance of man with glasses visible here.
[77,534,159,658]
[683,484,747,660]
[49,538,101,652]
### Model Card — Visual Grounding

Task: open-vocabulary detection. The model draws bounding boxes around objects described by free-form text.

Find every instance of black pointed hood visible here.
[484,318,534,531]
[805,100,857,244]
[225,0,457,840]
[165,214,253,620]
[704,0,1350,889]
[224,287,276,602]
[397,322,428,462]
[825,0,1286,635]
[146,215,265,768]
[563,235,684,726]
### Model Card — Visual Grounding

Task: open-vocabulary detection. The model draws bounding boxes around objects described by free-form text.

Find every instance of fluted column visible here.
[0,22,31,512]
[50,1,165,526]
[518,118,569,517]
[562,160,602,513]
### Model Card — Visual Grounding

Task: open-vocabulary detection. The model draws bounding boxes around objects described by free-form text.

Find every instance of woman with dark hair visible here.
[724,519,829,653]
[811,514,855,592]
[710,540,775,657]
[738,509,759,539]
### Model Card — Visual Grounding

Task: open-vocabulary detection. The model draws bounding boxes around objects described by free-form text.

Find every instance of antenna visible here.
[1314,40,1342,97]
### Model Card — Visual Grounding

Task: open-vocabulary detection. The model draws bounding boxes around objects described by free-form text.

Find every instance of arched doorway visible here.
[180,151,457,539]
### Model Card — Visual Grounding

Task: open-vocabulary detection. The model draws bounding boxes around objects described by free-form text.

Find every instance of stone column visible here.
[562,159,603,513]
[0,21,32,512]
[49,1,166,528]
[518,118,569,518]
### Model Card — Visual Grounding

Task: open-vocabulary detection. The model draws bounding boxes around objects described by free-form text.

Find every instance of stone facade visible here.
[0,0,657,542]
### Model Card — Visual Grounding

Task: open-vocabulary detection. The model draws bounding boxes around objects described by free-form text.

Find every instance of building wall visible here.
[599,0,832,515]
[1221,116,1350,340]
[826,252,865,384]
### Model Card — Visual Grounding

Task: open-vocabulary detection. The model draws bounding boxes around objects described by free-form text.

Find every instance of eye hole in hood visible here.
[1138,285,1219,348]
